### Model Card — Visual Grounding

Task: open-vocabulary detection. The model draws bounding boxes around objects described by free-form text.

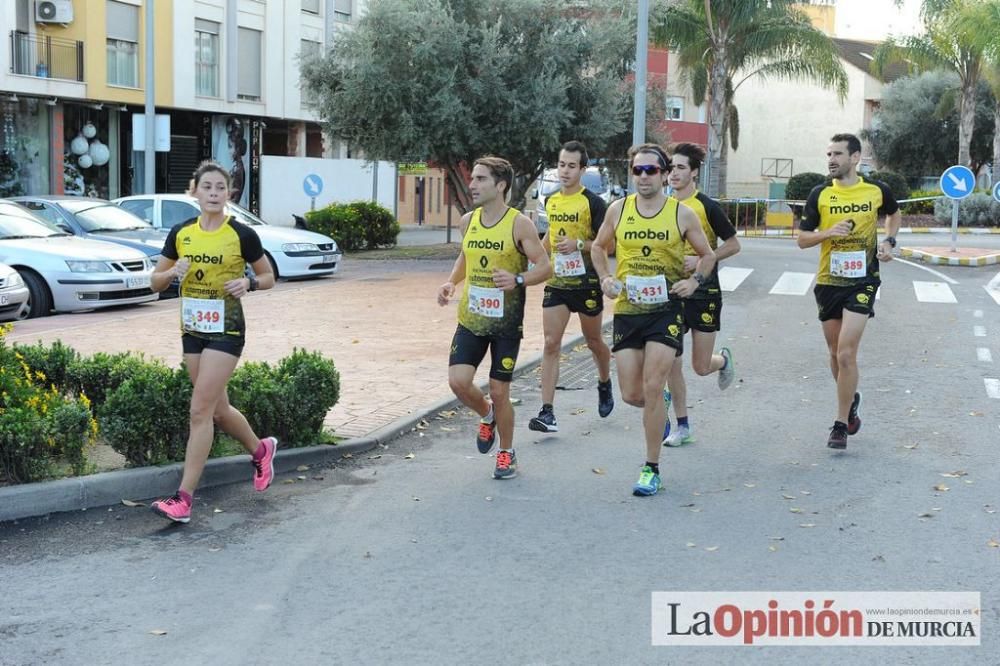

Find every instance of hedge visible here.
[304,201,400,251]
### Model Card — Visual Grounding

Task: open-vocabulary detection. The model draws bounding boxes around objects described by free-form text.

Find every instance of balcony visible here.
[9,31,84,82]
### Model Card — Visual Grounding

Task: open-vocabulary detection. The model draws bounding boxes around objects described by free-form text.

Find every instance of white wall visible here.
[726,64,870,198]
[259,156,396,225]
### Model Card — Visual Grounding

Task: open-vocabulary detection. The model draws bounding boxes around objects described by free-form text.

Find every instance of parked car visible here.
[532,166,617,236]
[0,260,30,321]
[113,194,342,279]
[0,201,157,318]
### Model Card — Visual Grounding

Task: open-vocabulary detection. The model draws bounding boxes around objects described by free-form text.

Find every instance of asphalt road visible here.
[2,240,999,665]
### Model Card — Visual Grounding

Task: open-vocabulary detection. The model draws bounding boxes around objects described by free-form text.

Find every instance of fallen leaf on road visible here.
[149,630,167,636]
[970,411,984,417]
[364,551,372,559]
[680,503,696,508]
[440,426,455,432]
[581,431,591,436]
[297,475,307,481]
[312,476,325,481]
[903,443,918,450]
[686,542,696,548]
[940,471,967,478]
[988,539,1000,548]
[213,508,223,514]
[412,497,421,501]
[351,339,359,344]
[341,453,353,459]
[689,508,702,513]
[769,536,785,541]
[790,507,803,514]
[768,545,778,552]
[282,479,295,484]
[570,408,586,415]
[592,468,605,475]
[985,505,997,514]
[744,483,756,488]
[121,499,144,507]
[705,546,719,552]
[368,454,382,460]
[800,491,812,496]
[296,465,310,472]
[933,484,949,492]
[438,410,457,418]
[416,419,429,430]
[208,547,221,552]
[485,496,493,501]
[782,494,796,500]
[404,453,415,460]
[799,523,816,528]
[510,398,522,406]
[918,513,934,518]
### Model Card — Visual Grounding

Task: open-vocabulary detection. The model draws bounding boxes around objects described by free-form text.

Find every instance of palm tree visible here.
[872,0,992,169]
[960,0,1000,184]
[651,0,847,197]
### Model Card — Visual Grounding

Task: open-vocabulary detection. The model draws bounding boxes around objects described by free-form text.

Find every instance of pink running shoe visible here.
[151,494,191,523]
[253,437,278,491]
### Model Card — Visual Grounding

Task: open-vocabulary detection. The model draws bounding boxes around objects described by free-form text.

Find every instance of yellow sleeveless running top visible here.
[458,207,528,337]
[613,195,686,315]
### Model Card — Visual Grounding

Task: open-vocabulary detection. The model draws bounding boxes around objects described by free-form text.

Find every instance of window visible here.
[302,0,320,13]
[237,27,263,101]
[162,200,199,229]
[334,0,351,22]
[195,19,220,97]
[300,39,321,60]
[118,199,154,224]
[665,96,684,121]
[107,1,140,87]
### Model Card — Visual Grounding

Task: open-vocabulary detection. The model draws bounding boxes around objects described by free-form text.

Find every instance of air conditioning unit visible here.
[35,0,74,24]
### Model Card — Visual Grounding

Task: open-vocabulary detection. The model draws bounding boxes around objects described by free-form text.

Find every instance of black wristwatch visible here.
[248,275,259,292]
[692,272,706,286]
[514,274,525,287]
[883,236,896,248]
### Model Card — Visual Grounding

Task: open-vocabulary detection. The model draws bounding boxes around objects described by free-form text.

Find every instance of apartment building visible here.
[0,0,363,213]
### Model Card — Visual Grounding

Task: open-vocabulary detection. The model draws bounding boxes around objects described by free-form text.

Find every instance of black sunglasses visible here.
[632,164,671,176]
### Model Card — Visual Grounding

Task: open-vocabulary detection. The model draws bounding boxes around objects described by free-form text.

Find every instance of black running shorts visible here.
[542,285,604,316]
[611,305,685,354]
[448,324,521,382]
[182,333,245,358]
[813,280,880,322]
[681,297,722,333]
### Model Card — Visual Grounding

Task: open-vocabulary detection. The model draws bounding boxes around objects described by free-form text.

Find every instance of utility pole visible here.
[144,0,155,194]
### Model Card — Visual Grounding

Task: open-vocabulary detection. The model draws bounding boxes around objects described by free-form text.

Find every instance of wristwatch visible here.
[515,274,525,287]
[883,236,896,248]
[576,238,585,251]
[248,275,259,292]
[692,272,706,286]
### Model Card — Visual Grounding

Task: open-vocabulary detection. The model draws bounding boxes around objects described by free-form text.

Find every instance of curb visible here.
[736,227,1000,238]
[0,328,591,523]
[899,248,1000,267]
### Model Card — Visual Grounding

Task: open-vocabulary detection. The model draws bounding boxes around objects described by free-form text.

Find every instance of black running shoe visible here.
[847,391,862,435]
[827,422,848,450]
[528,407,558,433]
[597,380,615,418]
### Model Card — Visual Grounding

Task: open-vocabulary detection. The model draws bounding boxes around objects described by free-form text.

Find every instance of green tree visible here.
[961,0,1000,183]
[872,0,993,169]
[860,70,994,181]
[299,0,634,212]
[651,0,847,197]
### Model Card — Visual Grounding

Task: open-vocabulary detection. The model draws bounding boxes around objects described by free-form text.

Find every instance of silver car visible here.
[0,201,157,318]
[0,261,30,321]
[113,194,342,279]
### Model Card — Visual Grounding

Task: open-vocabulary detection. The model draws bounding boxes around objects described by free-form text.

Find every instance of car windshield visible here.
[72,203,152,232]
[225,202,266,226]
[582,170,609,194]
[0,208,66,239]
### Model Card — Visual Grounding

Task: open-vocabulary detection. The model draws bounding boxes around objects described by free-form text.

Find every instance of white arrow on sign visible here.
[947,172,969,192]
[305,176,321,195]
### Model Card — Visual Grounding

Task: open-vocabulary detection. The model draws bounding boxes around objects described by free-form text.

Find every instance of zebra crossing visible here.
[719,266,970,305]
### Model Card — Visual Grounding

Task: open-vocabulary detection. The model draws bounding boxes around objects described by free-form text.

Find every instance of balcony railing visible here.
[9,30,84,82]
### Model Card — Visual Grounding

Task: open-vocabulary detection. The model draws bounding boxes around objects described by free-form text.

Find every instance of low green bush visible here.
[900,189,941,215]
[99,362,192,467]
[785,172,828,203]
[229,348,340,446]
[934,193,1000,227]
[305,201,399,251]
[66,351,148,408]
[12,340,79,391]
[867,170,910,202]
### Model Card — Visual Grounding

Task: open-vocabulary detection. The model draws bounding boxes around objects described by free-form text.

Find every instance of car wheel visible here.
[265,252,279,280]
[19,269,53,319]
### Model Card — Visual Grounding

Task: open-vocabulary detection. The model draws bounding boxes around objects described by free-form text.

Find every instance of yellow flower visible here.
[35,370,46,381]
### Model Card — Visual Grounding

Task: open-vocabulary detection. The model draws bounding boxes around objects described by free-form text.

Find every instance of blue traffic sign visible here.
[939,165,975,200]
[303,174,324,197]
[993,181,1000,204]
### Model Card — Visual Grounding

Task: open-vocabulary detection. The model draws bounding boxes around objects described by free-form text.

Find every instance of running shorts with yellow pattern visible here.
[681,297,722,333]
[458,207,528,339]
[612,308,685,353]
[542,285,603,316]
[613,195,686,316]
[800,176,899,287]
[814,280,879,321]
[544,187,606,290]
[674,191,736,299]
[162,216,264,341]
[448,324,521,382]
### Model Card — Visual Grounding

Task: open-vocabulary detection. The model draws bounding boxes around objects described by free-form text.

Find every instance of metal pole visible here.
[144,0,155,194]
[372,160,379,204]
[951,200,959,252]
[629,0,649,193]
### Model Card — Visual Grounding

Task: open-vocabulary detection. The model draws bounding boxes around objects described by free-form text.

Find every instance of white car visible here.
[0,201,156,318]
[0,261,30,321]
[113,194,342,279]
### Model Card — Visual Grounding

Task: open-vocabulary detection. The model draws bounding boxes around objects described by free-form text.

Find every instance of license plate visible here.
[0,295,8,306]
[126,275,151,289]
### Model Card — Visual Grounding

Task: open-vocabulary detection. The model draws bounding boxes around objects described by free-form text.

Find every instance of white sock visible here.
[482,404,494,422]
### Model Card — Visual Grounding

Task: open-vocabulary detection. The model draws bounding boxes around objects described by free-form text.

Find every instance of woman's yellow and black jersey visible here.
[613,195,686,315]
[162,216,264,339]
[544,187,606,290]
[801,177,899,286]
[458,207,528,338]
[674,190,736,299]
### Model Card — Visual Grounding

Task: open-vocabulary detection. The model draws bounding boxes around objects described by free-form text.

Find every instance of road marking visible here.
[974,309,984,318]
[769,272,814,296]
[719,266,754,292]
[978,348,993,363]
[975,326,987,337]
[983,271,1000,306]
[985,378,1000,399]
[895,257,959,285]
[913,281,957,303]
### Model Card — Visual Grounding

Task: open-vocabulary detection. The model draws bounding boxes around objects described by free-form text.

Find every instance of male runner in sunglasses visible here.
[591,144,715,496]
